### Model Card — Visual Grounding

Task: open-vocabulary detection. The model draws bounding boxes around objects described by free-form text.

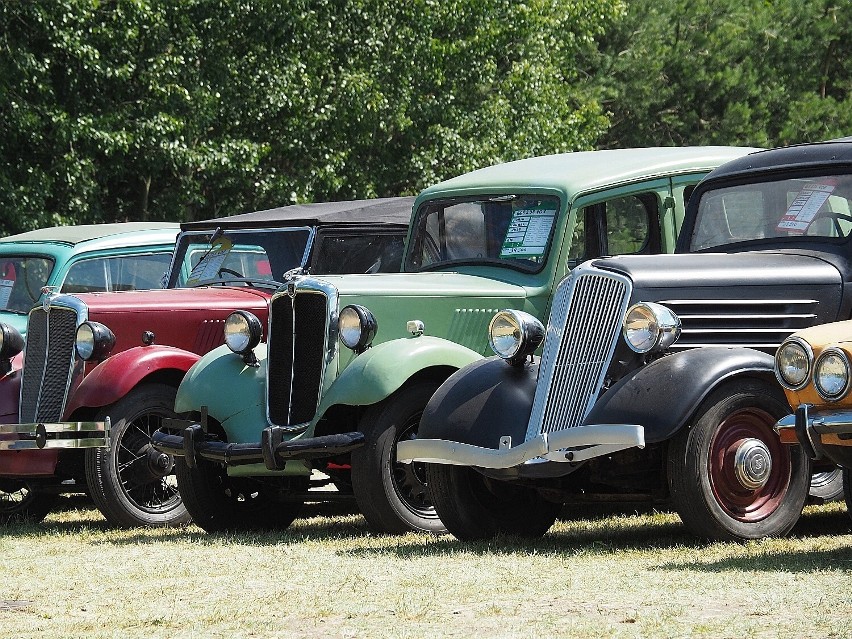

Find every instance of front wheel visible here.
[809,466,844,503]
[350,381,446,534]
[426,463,560,541]
[175,458,304,533]
[0,480,58,524]
[85,384,190,527]
[667,379,810,541]
[844,469,852,525]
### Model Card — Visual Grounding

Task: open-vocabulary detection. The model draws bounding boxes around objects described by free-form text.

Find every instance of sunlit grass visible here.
[0,498,850,638]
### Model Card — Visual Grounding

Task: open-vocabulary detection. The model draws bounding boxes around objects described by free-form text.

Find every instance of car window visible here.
[691,174,852,250]
[312,232,405,274]
[63,253,172,293]
[567,192,657,266]
[0,256,54,313]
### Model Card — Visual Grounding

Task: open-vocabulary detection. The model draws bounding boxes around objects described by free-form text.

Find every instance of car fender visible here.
[582,347,778,444]
[316,336,483,414]
[0,353,23,423]
[418,356,539,449]
[66,346,201,415]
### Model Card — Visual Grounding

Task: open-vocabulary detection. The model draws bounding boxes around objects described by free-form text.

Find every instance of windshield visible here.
[167,227,312,287]
[0,256,55,313]
[404,195,560,273]
[690,174,852,251]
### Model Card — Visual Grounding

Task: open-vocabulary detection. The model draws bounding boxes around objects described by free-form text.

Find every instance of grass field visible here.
[1,499,850,639]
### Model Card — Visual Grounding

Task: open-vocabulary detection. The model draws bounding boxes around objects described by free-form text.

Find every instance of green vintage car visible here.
[152,147,755,533]
[0,222,179,338]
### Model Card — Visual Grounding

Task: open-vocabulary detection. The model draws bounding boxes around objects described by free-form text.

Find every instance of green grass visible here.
[1,499,851,638]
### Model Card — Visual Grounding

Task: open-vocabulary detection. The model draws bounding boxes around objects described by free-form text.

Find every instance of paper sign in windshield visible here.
[187,237,233,285]
[0,280,12,308]
[776,181,837,233]
[500,209,556,257]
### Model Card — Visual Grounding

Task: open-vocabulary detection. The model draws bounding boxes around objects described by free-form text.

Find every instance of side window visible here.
[63,259,108,293]
[63,253,171,293]
[604,193,654,255]
[565,208,587,266]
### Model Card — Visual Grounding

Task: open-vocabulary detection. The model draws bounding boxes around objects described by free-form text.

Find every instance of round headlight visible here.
[224,311,262,355]
[339,305,378,353]
[75,321,116,361]
[623,302,681,354]
[488,310,544,364]
[0,322,24,361]
[815,348,850,401]
[774,338,811,390]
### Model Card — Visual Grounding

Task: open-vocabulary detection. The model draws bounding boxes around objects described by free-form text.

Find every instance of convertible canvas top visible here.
[181,197,415,231]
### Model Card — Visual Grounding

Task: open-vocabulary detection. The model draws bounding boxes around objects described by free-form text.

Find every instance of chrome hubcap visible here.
[734,438,772,489]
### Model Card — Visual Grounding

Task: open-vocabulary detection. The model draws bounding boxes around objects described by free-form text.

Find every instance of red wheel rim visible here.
[708,407,790,522]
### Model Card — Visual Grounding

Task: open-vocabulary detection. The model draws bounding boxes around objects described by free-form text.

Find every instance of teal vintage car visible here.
[153,147,756,534]
[0,222,179,337]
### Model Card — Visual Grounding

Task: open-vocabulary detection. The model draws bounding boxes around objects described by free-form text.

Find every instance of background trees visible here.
[1,0,849,237]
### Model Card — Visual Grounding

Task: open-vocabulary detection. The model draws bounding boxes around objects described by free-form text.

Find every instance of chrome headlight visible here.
[339,305,378,353]
[0,322,24,361]
[774,338,812,390]
[488,310,544,365]
[224,311,263,355]
[75,321,116,361]
[814,347,850,401]
[623,302,681,354]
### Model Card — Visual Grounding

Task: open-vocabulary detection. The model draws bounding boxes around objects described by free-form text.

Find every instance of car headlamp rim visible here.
[75,321,116,361]
[488,309,544,364]
[339,304,378,353]
[622,301,681,354]
[774,337,813,391]
[0,322,24,361]
[224,310,262,355]
[814,346,851,401]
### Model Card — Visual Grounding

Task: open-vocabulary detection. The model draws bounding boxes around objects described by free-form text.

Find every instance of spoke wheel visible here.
[86,384,190,527]
[0,480,58,524]
[668,379,810,541]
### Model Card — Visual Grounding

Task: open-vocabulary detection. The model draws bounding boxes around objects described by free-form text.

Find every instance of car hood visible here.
[0,311,28,338]
[315,272,531,298]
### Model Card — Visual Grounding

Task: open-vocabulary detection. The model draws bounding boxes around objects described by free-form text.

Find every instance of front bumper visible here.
[775,405,852,462]
[397,424,645,468]
[0,418,110,450]
[152,416,364,471]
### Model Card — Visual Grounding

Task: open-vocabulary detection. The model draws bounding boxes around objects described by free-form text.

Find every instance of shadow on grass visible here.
[659,544,852,573]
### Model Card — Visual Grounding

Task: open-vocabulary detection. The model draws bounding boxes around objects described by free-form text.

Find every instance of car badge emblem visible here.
[287,280,297,298]
[41,286,59,312]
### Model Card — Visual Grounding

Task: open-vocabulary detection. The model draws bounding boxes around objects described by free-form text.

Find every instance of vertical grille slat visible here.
[19,306,78,423]
[267,288,330,427]
[526,268,631,441]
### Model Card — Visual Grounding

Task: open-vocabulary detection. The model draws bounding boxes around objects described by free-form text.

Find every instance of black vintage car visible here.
[398,139,852,541]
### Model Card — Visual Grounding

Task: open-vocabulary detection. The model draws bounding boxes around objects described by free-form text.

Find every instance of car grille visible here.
[660,299,820,352]
[267,289,329,427]
[19,306,79,423]
[525,266,632,440]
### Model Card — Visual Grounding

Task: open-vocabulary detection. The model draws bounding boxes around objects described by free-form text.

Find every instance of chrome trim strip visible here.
[397,424,645,468]
[0,421,107,434]
[660,299,818,306]
[0,437,107,450]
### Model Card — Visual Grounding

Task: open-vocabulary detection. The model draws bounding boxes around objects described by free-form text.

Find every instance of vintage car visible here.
[0,222,179,338]
[774,320,852,520]
[150,146,755,533]
[0,198,411,526]
[398,139,852,542]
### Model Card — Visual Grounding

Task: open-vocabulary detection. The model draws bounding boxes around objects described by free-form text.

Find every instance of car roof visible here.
[180,197,415,232]
[416,147,759,203]
[698,138,852,182]
[0,222,180,248]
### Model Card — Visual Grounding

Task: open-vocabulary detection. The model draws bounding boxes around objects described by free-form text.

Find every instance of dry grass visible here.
[0,499,850,638]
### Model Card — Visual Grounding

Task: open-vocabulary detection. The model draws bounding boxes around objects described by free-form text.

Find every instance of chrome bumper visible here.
[775,405,852,460]
[397,424,645,469]
[0,418,110,450]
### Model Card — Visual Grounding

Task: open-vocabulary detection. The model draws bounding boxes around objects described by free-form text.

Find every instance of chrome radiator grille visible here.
[267,288,330,427]
[19,306,79,423]
[526,266,631,440]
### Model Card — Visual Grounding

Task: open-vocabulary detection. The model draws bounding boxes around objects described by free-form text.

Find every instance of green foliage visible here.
[0,0,623,234]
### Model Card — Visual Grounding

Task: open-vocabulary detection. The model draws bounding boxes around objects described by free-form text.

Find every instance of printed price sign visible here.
[187,237,234,285]
[0,280,12,308]
[500,208,556,258]
[776,180,837,234]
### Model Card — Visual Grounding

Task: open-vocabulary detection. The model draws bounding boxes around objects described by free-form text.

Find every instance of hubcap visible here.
[733,438,772,489]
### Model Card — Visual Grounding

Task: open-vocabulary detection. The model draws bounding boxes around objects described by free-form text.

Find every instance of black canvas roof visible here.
[181,196,415,232]
[703,139,852,183]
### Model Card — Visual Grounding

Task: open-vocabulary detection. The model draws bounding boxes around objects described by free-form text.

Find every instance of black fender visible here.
[582,347,778,444]
[418,356,537,449]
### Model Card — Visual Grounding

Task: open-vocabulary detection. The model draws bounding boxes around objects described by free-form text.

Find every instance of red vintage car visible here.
[0,198,411,526]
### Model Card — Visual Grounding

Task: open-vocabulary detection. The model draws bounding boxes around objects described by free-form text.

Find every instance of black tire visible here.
[350,381,447,534]
[426,463,560,541]
[667,379,810,541]
[844,468,852,525]
[0,480,58,524]
[85,384,191,528]
[175,458,304,533]
[809,466,844,503]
